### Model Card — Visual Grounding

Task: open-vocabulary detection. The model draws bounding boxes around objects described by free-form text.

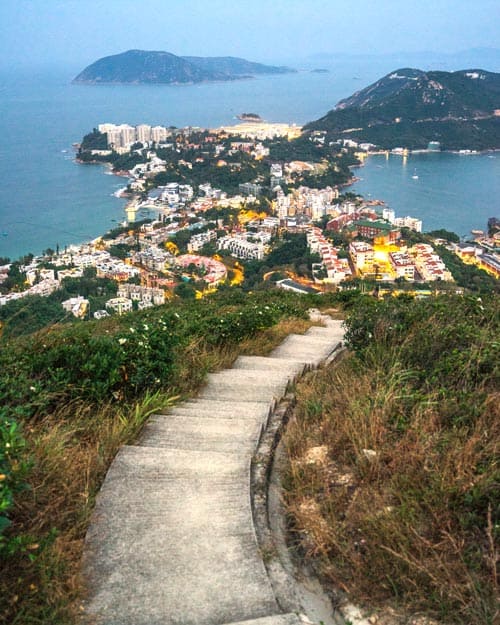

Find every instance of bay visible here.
[352,152,500,237]
[0,61,498,260]
[0,64,373,260]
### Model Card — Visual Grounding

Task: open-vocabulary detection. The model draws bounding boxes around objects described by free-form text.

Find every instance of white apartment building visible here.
[261,217,280,230]
[275,191,290,220]
[382,208,396,223]
[99,123,172,149]
[217,236,265,260]
[188,230,217,253]
[57,268,84,281]
[133,247,172,272]
[340,201,357,215]
[270,163,283,186]
[117,284,165,306]
[389,251,416,280]
[105,128,122,148]
[27,278,60,298]
[98,123,115,133]
[411,244,453,281]
[307,227,350,284]
[161,182,180,204]
[70,251,111,268]
[98,123,120,146]
[136,124,152,143]
[119,124,136,147]
[105,297,133,314]
[96,260,140,280]
[61,296,89,318]
[26,268,55,285]
[394,216,423,232]
[349,241,374,270]
[250,231,272,245]
[99,124,135,148]
[151,126,169,143]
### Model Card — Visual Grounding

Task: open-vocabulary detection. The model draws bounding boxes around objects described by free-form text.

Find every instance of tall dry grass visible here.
[2,392,172,624]
[284,298,499,625]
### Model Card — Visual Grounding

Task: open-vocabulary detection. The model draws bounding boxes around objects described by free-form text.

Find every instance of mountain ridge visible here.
[73,49,295,84]
[306,67,500,150]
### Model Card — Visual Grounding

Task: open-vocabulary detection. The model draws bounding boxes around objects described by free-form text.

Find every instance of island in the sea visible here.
[73,49,296,85]
[306,67,500,150]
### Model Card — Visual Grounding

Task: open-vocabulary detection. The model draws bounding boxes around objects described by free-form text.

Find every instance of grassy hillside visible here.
[284,294,499,624]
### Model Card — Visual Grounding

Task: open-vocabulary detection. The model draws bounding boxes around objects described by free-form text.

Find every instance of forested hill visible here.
[306,68,500,150]
[73,49,295,84]
[181,55,295,77]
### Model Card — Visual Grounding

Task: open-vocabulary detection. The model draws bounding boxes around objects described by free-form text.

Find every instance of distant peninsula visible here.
[306,68,500,150]
[73,49,296,85]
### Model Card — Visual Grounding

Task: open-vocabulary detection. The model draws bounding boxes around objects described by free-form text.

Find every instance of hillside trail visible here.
[81,311,345,625]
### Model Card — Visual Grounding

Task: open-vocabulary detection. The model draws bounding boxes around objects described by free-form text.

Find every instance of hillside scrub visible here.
[0,289,315,624]
[284,295,499,624]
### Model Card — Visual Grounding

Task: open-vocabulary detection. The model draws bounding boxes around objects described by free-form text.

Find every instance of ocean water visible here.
[352,152,500,237]
[0,62,498,259]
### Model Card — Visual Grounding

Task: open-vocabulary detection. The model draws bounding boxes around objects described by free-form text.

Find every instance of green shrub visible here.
[0,410,31,557]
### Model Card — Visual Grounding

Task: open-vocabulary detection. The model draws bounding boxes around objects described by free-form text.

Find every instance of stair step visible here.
[222,614,304,625]
[269,343,338,362]
[206,368,292,385]
[160,400,272,420]
[277,333,340,346]
[83,445,278,625]
[232,356,307,375]
[198,383,281,403]
[305,326,343,338]
[137,414,263,453]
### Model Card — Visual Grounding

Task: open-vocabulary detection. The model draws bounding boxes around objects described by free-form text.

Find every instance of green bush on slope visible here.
[0,289,310,577]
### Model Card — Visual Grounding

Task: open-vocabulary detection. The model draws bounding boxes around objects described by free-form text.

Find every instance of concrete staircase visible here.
[82,314,344,625]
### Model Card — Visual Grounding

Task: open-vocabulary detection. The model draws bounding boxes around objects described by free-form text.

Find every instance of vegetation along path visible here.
[81,312,345,625]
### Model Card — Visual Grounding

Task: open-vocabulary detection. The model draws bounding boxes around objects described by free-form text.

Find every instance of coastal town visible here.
[1,120,499,321]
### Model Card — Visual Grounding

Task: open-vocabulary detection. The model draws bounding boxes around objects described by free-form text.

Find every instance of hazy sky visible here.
[1,0,499,69]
